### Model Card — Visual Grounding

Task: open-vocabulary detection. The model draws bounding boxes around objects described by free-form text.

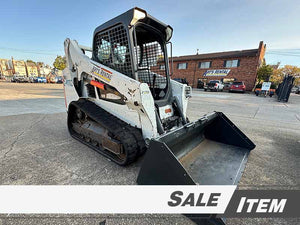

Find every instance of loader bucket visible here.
[137,112,255,185]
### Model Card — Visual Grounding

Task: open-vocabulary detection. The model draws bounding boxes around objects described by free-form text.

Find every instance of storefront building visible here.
[171,41,266,91]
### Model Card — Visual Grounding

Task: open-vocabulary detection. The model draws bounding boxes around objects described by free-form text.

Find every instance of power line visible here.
[0,46,63,56]
[268,51,300,55]
[268,48,300,51]
[265,52,300,57]
[0,46,61,52]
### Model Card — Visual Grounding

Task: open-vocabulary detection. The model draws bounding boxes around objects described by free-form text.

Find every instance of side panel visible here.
[92,98,141,130]
[170,80,191,118]
[63,68,79,109]
[139,83,158,139]
[63,39,158,140]
[66,39,141,104]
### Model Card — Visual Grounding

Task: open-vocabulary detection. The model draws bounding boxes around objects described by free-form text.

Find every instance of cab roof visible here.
[93,7,172,41]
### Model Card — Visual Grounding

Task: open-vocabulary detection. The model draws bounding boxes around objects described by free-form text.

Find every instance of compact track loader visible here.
[63,7,255,186]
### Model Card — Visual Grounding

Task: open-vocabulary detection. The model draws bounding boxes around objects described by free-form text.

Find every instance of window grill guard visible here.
[94,24,169,99]
[135,41,168,99]
[94,25,133,77]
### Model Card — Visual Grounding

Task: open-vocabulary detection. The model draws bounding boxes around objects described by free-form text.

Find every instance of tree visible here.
[257,62,273,84]
[270,65,300,86]
[53,56,66,70]
[26,59,35,64]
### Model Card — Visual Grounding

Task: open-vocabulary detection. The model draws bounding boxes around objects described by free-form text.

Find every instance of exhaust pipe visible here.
[137,112,255,185]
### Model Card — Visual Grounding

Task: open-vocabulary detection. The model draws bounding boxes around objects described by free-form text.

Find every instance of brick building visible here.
[171,41,266,91]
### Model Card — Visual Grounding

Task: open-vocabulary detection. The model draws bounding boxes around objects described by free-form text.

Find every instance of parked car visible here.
[173,78,189,85]
[29,76,35,83]
[197,79,205,89]
[204,80,224,92]
[48,75,57,83]
[35,77,47,83]
[229,81,246,93]
[223,82,232,91]
[0,74,6,81]
[29,76,42,83]
[11,75,29,83]
[291,85,300,94]
[55,76,64,83]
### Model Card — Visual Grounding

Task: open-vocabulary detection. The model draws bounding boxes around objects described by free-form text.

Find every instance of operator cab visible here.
[92,7,173,101]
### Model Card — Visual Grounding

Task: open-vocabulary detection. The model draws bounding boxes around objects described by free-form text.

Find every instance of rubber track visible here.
[68,99,146,165]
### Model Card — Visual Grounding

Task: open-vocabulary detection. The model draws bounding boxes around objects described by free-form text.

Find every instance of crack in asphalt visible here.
[3,115,46,158]
[253,107,259,118]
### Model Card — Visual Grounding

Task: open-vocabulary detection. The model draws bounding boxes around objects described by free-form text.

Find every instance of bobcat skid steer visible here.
[63,7,255,186]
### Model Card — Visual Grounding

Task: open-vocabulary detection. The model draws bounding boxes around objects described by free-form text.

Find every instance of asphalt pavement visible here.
[0,82,299,225]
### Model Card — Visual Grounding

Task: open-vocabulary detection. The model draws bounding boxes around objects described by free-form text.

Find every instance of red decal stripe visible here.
[90,80,105,90]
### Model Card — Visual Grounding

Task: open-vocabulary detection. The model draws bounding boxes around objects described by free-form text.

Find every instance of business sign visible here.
[261,82,271,91]
[203,69,230,77]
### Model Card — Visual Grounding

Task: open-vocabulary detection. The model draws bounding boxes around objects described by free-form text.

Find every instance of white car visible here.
[291,85,300,94]
[204,80,224,92]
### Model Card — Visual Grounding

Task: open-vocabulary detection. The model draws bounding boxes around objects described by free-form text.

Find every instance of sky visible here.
[0,0,299,67]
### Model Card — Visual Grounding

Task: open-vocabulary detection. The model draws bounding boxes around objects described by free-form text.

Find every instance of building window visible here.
[177,63,188,69]
[159,65,165,70]
[224,59,240,68]
[198,61,211,69]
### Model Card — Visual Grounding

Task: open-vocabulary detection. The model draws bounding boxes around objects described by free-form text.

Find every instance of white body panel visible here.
[63,39,190,141]
[170,80,191,118]
[63,68,79,108]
